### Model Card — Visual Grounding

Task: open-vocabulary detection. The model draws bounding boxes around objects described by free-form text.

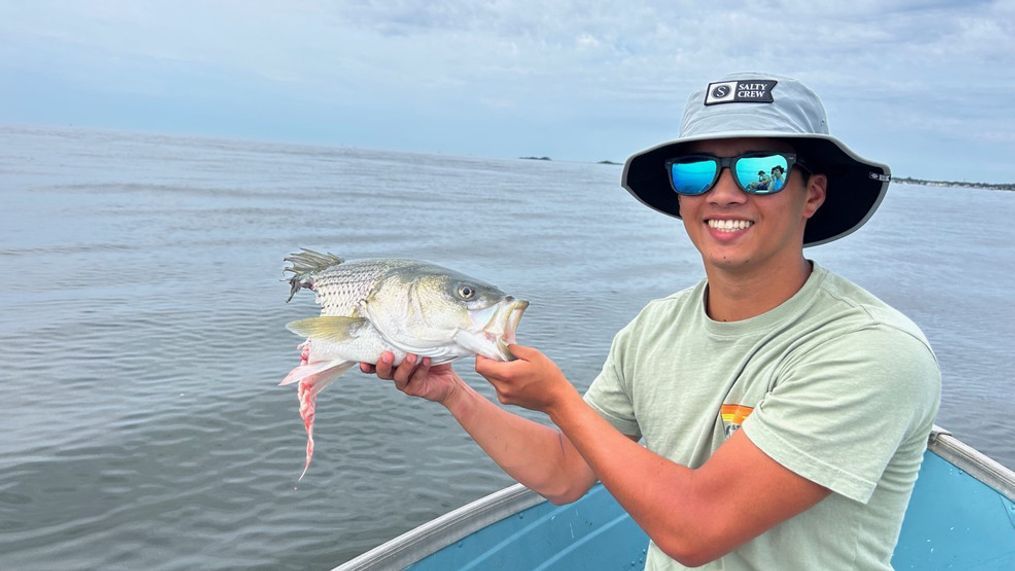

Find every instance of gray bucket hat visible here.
[622,72,891,247]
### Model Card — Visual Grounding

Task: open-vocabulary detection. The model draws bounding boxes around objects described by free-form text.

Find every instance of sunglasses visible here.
[665,152,807,196]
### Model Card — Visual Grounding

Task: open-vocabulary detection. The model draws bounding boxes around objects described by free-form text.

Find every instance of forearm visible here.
[549,391,831,565]
[443,379,595,503]
[548,391,711,561]
[473,345,830,565]
[472,347,704,548]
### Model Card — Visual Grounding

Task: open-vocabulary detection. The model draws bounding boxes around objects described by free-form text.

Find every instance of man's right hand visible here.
[361,352,461,405]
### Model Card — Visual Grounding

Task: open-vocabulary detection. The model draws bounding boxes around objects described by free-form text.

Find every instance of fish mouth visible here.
[466,298,529,361]
[493,299,528,360]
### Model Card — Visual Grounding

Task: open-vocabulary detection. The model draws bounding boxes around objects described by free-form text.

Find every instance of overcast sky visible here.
[2,1,1013,182]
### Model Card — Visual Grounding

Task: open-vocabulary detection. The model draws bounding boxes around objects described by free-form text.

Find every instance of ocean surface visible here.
[1,126,1012,570]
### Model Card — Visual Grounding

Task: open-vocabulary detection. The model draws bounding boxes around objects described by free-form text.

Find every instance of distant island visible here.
[894,177,1014,191]
[518,156,625,165]
[514,159,1010,189]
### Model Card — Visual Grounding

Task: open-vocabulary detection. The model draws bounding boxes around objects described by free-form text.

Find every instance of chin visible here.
[703,249,758,272]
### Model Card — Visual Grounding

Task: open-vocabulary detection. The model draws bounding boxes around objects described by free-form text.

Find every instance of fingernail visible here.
[381,354,391,364]
[406,354,416,364]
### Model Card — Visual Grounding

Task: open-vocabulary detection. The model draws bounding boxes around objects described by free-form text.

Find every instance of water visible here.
[0,126,1011,570]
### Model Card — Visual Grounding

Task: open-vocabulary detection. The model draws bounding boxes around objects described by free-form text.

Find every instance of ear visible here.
[802,174,827,219]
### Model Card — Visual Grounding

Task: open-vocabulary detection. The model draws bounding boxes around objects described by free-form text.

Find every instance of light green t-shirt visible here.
[584,263,941,570]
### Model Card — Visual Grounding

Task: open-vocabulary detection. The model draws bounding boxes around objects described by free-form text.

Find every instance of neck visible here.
[704,257,812,322]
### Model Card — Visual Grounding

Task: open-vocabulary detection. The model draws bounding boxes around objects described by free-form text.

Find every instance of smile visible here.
[707,219,754,232]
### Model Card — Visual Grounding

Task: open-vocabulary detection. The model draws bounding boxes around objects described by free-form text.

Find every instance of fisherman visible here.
[769,164,786,191]
[749,169,770,191]
[363,72,941,570]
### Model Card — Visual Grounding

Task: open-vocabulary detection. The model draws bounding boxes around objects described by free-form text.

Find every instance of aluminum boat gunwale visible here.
[335,425,1015,570]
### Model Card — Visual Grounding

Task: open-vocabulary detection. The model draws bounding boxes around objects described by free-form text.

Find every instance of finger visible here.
[506,343,539,361]
[475,354,512,379]
[474,354,491,374]
[393,354,418,389]
[375,352,395,380]
[360,362,376,374]
[406,357,431,390]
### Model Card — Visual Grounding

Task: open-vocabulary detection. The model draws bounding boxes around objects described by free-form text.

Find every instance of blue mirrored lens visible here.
[734,155,790,194]
[670,160,718,195]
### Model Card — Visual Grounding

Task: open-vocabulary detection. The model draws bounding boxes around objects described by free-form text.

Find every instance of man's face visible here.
[677,138,826,275]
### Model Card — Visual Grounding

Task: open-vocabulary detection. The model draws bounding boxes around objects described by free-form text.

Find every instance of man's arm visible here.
[477,345,830,567]
[442,376,600,503]
[365,353,599,503]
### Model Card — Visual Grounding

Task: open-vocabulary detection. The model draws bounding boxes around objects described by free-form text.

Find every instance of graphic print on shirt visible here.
[720,404,754,438]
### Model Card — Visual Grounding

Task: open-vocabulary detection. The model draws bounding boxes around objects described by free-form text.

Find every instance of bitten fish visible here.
[280,249,528,479]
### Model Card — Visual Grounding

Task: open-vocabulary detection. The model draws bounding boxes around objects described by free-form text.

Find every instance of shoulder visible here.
[810,267,933,353]
[775,266,941,404]
[635,281,702,324]
[606,280,703,358]
[782,269,942,413]
[811,325,940,393]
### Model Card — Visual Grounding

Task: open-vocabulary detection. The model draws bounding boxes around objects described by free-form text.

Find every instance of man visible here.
[362,72,941,569]
[749,168,770,191]
[769,164,785,191]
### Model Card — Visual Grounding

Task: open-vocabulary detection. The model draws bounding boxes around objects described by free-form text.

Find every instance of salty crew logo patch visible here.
[704,80,778,105]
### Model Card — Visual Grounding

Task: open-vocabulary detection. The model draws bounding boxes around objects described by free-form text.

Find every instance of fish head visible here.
[365,264,527,360]
[455,295,529,361]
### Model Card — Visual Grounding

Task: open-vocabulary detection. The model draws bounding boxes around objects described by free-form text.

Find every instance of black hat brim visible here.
[621,134,890,247]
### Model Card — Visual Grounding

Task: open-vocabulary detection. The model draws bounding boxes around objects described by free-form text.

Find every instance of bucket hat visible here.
[621,72,891,246]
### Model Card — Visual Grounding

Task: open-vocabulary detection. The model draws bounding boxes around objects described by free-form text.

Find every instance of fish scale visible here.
[310,259,417,316]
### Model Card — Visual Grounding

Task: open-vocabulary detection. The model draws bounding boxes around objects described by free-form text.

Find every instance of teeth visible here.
[708,219,753,232]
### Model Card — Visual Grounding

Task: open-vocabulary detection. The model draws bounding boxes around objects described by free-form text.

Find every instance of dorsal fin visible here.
[283,249,344,302]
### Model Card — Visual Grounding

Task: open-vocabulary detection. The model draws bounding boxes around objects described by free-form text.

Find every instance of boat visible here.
[335,426,1014,570]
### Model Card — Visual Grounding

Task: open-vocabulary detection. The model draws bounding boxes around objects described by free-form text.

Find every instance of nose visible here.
[708,167,747,206]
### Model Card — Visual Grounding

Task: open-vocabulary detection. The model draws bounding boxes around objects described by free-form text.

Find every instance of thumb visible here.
[507,343,540,361]
[475,353,506,377]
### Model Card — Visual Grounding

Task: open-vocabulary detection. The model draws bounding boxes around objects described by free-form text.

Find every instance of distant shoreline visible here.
[519,157,1013,188]
[893,177,1014,191]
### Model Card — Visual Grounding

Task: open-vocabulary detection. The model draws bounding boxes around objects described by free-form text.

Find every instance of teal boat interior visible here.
[336,427,1015,570]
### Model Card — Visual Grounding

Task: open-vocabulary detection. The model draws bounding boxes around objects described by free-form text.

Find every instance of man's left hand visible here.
[475,344,578,414]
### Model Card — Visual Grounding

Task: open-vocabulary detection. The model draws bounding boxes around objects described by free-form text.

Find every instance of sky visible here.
[1,0,1013,182]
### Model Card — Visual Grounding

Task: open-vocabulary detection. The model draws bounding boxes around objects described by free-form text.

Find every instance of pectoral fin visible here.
[285,316,367,343]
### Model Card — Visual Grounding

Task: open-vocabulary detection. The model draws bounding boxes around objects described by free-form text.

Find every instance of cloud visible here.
[0,0,1012,180]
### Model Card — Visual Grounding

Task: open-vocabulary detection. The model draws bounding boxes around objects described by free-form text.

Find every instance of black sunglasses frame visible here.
[664,152,809,196]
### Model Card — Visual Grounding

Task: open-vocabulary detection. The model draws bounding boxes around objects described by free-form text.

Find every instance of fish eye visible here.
[457,285,476,299]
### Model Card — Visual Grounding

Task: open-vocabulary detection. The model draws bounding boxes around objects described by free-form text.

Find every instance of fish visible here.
[280,249,529,479]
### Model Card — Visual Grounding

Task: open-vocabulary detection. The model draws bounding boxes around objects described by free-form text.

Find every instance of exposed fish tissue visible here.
[280,249,528,479]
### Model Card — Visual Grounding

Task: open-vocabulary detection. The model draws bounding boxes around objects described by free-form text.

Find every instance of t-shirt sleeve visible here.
[742,325,940,504]
[584,321,642,439]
